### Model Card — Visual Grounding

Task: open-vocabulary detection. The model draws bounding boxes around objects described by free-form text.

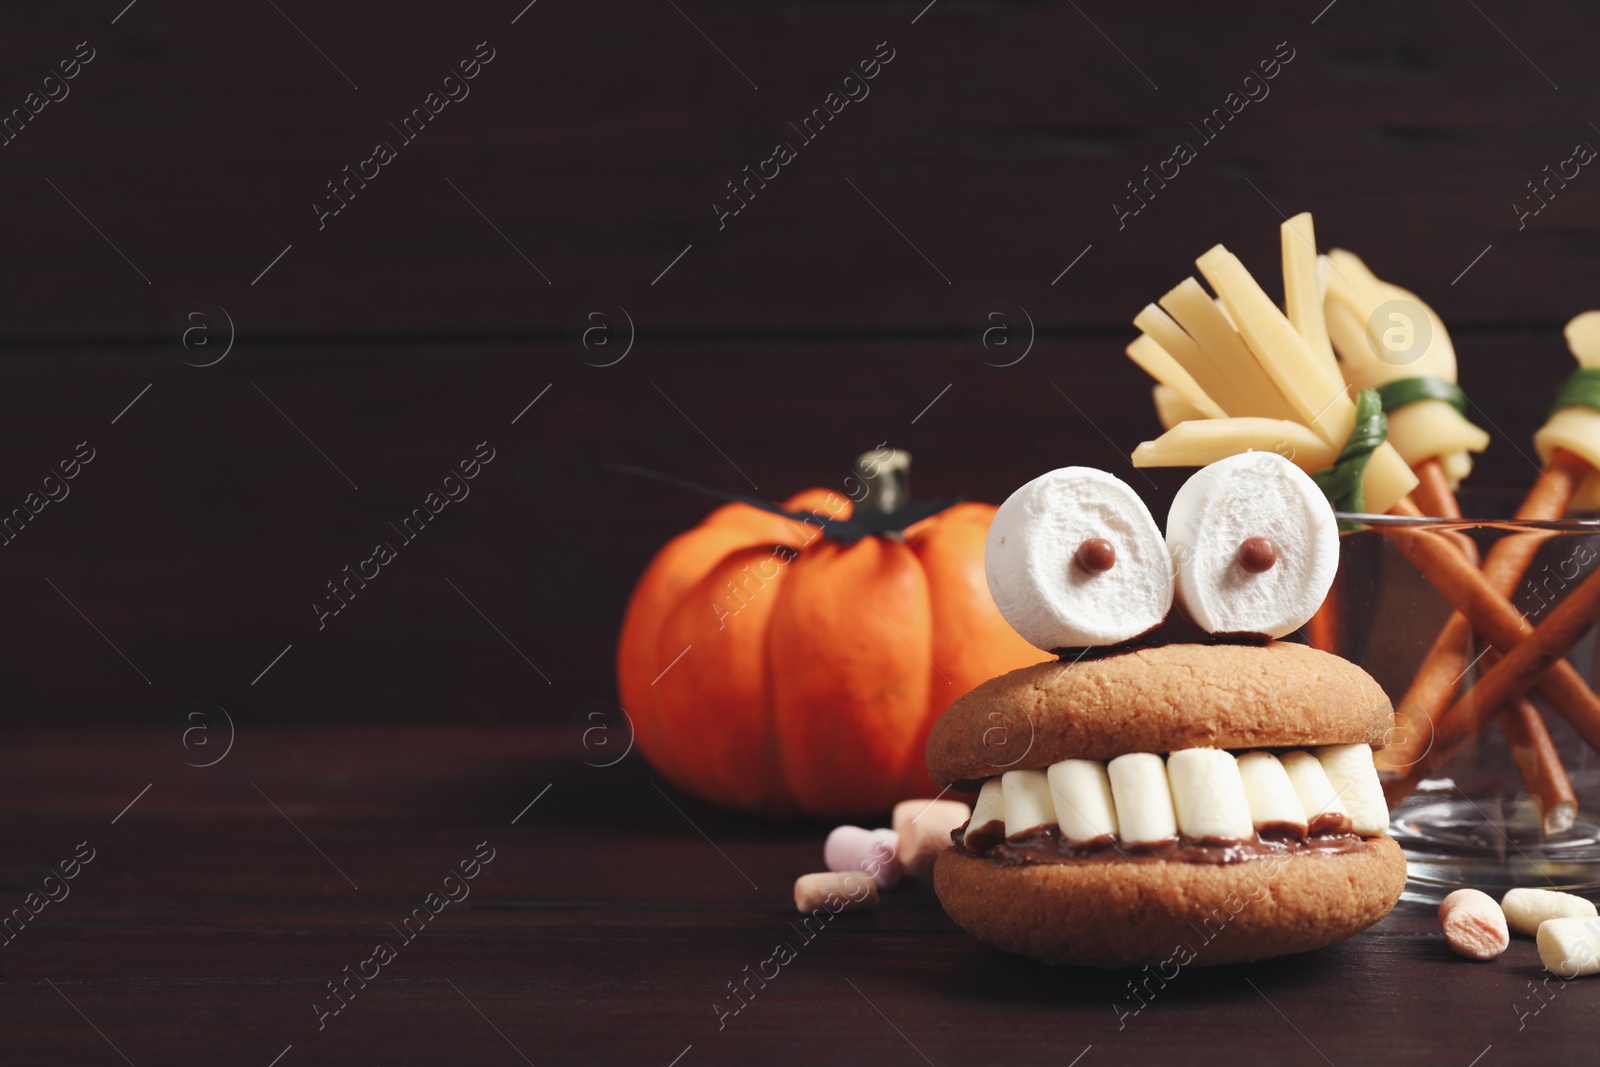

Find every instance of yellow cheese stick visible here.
[1196,245,1351,446]
[1388,401,1489,470]
[1132,307,1237,414]
[1194,244,1417,513]
[1126,334,1227,420]
[1362,439,1423,513]
[1325,253,1460,385]
[1131,417,1337,474]
[1531,314,1600,510]
[1157,278,1299,422]
[1152,384,1209,429]
[1323,248,1489,488]
[1282,212,1340,384]
[1440,450,1472,486]
[1565,311,1600,363]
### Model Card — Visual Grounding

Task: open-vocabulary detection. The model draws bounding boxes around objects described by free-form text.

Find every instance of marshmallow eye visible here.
[985,467,1174,651]
[1165,452,1339,638]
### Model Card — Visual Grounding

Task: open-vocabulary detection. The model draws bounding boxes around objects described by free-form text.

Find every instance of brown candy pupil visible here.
[1075,538,1116,573]
[1239,536,1277,573]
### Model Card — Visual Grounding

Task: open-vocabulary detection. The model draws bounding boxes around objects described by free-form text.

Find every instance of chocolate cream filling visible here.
[954,817,1375,867]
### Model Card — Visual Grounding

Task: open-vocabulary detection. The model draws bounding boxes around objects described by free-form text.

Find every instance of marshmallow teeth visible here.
[1047,759,1119,845]
[985,467,1174,650]
[1236,752,1308,837]
[1280,751,1352,833]
[1001,770,1056,839]
[1106,752,1178,846]
[1313,743,1389,836]
[1167,748,1254,842]
[1165,452,1339,639]
[964,778,1006,850]
[960,746,1391,848]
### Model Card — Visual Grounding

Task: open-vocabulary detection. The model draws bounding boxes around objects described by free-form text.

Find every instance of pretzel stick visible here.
[1378,449,1591,776]
[1394,563,1600,790]
[1378,498,1600,765]
[1504,695,1579,835]
[1410,458,1479,565]
[1493,664,1578,835]
[1400,457,1576,831]
[1305,583,1339,652]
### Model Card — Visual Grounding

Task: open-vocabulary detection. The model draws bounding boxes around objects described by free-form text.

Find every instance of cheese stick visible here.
[1127,334,1227,421]
[1131,418,1336,474]
[1195,245,1418,513]
[1281,212,1340,383]
[1158,278,1301,422]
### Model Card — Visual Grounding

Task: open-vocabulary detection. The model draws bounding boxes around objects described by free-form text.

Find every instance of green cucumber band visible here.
[1376,376,1467,417]
[1548,367,1600,417]
[1311,387,1388,516]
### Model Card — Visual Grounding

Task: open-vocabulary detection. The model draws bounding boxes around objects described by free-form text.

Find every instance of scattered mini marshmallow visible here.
[985,467,1174,650]
[794,871,878,914]
[1438,889,1509,960]
[1165,452,1338,638]
[1537,916,1600,977]
[824,825,902,889]
[1502,887,1599,937]
[892,798,971,879]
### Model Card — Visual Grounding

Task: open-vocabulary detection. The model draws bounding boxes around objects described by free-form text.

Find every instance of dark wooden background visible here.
[5,1,1600,1063]
[4,0,1596,727]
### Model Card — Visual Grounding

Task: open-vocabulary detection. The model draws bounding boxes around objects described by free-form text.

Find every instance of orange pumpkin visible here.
[616,452,1048,817]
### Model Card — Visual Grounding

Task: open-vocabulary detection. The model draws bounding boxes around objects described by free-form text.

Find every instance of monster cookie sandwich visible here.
[930,455,1406,968]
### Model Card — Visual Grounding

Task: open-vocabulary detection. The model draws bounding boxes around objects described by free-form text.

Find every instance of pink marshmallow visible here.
[1439,889,1509,960]
[892,799,972,879]
[824,825,902,888]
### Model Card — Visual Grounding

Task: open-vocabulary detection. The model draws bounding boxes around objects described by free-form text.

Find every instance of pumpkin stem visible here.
[853,447,911,516]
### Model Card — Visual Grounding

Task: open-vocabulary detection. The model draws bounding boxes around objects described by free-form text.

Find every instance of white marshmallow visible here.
[965,778,1006,849]
[1236,751,1307,836]
[1167,748,1254,842]
[1001,769,1056,838]
[1165,452,1339,638]
[1046,759,1119,844]
[794,871,878,914]
[1537,916,1600,977]
[1503,888,1599,937]
[1314,743,1390,836]
[985,467,1173,649]
[1107,752,1177,846]
[1280,750,1350,827]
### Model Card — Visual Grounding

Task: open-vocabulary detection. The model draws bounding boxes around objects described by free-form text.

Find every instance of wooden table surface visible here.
[0,725,1590,1066]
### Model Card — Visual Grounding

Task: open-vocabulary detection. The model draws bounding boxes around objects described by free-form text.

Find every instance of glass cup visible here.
[1324,513,1600,903]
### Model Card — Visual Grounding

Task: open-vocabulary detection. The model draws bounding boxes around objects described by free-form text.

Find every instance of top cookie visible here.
[926,641,1393,786]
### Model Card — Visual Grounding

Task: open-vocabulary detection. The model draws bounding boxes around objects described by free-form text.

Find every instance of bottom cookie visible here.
[933,836,1406,968]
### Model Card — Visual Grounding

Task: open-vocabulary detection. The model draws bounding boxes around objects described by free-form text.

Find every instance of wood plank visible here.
[0,725,1590,1065]
[0,334,1566,723]
[0,2,1594,334]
